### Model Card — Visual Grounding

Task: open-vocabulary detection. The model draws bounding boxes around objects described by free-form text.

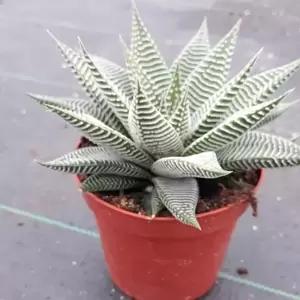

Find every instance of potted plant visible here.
[29,3,300,300]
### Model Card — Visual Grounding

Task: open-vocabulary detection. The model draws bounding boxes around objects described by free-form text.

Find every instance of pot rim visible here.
[75,140,264,223]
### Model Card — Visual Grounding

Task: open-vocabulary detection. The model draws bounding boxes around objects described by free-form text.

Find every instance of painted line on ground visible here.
[0,203,299,300]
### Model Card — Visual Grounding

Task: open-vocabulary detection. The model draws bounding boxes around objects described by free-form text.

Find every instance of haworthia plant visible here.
[32,1,300,229]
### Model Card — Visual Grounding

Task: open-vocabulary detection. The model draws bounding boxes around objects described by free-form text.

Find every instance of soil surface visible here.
[78,138,259,217]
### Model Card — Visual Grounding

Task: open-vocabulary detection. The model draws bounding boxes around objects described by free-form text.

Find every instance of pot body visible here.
[79,170,263,300]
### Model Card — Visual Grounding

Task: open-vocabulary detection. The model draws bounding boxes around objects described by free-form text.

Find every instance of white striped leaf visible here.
[143,188,164,217]
[163,67,182,117]
[81,174,147,192]
[183,97,283,155]
[38,147,151,178]
[119,35,136,92]
[90,54,133,100]
[47,31,123,132]
[217,131,300,170]
[45,104,154,168]
[27,93,127,135]
[189,48,263,141]
[184,20,241,113]
[169,92,190,140]
[152,177,200,229]
[78,38,130,128]
[151,152,231,178]
[131,1,171,99]
[226,58,300,115]
[132,56,162,109]
[252,98,299,130]
[128,83,184,158]
[170,18,210,83]
[150,189,164,217]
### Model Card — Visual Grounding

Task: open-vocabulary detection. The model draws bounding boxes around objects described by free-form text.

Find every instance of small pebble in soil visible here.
[236,267,249,276]
[252,225,258,231]
[72,261,77,266]
[276,196,282,202]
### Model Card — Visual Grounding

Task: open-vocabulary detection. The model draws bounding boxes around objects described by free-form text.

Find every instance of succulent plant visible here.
[29,2,300,229]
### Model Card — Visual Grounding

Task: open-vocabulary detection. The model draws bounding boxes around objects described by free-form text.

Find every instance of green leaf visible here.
[217,131,300,170]
[252,91,297,130]
[152,177,200,229]
[189,48,263,140]
[38,146,151,178]
[170,18,210,83]
[151,151,231,178]
[226,58,300,115]
[77,38,130,129]
[46,31,124,133]
[44,104,154,168]
[163,67,182,117]
[131,1,171,97]
[27,93,127,135]
[183,97,283,155]
[128,83,184,158]
[81,174,147,192]
[184,20,241,113]
[169,92,190,140]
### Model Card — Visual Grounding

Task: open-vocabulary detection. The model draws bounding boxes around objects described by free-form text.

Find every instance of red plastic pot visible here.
[75,143,264,300]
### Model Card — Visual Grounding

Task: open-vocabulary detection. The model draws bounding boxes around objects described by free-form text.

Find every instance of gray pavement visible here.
[0,0,300,299]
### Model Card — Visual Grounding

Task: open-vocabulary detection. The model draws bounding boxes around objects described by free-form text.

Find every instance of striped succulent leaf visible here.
[188,48,263,141]
[119,35,136,92]
[184,20,241,113]
[131,55,162,109]
[44,104,154,168]
[81,174,148,192]
[226,58,300,115]
[27,93,127,135]
[78,39,130,128]
[169,92,190,140]
[150,189,165,217]
[183,97,283,155]
[46,31,124,133]
[142,188,165,217]
[253,97,299,130]
[128,83,184,158]
[217,131,300,170]
[38,147,151,178]
[170,18,210,83]
[151,152,231,178]
[152,177,200,229]
[131,2,171,97]
[163,67,181,116]
[90,54,133,100]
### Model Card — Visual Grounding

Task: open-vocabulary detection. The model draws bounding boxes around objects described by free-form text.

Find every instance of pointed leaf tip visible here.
[46,29,60,44]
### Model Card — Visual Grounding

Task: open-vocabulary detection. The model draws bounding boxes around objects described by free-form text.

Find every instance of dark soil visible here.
[78,137,259,217]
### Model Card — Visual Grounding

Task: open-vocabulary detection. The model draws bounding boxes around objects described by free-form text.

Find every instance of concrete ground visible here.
[0,0,300,299]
